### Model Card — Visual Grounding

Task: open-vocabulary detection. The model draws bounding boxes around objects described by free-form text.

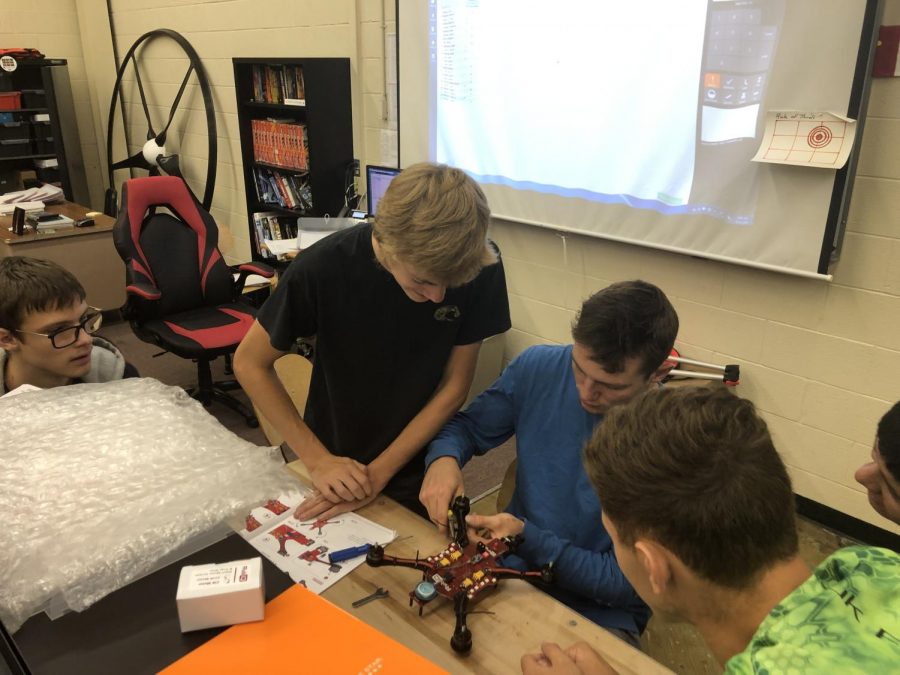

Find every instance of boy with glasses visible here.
[0,256,134,395]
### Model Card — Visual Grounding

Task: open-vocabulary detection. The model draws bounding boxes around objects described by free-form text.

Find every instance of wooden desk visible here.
[287,462,672,675]
[0,202,125,311]
[10,463,671,674]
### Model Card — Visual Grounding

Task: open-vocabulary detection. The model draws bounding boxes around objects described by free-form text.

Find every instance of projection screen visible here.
[398,0,882,278]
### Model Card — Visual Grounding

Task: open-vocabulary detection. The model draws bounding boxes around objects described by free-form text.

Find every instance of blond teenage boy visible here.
[234,163,510,519]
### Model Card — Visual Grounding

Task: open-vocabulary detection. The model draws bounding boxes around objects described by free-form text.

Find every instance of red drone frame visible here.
[365,495,553,654]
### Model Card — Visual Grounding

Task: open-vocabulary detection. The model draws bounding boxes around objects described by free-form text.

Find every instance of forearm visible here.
[518,521,640,607]
[370,376,469,484]
[234,358,330,470]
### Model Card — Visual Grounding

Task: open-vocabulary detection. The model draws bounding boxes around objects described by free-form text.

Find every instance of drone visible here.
[365,495,554,654]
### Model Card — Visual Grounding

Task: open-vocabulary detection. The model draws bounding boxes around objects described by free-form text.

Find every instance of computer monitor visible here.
[365,165,401,217]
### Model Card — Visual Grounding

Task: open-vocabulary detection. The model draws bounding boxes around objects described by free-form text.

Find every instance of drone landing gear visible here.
[450,593,473,654]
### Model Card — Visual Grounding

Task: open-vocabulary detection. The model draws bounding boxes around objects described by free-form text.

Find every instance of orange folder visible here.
[160,585,447,674]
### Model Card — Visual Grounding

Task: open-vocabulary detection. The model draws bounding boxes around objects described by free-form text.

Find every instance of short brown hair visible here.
[584,385,798,589]
[572,280,678,378]
[372,162,496,286]
[0,256,86,331]
[878,401,900,482]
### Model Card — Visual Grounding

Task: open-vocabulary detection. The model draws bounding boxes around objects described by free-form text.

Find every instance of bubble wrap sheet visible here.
[0,378,299,632]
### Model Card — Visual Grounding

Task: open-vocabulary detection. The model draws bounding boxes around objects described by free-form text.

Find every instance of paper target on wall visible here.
[752,111,857,169]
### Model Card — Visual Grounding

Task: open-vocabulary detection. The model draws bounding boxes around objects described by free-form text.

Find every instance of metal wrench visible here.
[352,586,389,608]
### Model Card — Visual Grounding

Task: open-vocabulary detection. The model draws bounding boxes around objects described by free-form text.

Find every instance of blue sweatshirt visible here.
[426,344,650,634]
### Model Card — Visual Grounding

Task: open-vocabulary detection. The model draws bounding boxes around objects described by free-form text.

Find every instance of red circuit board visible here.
[421,539,512,602]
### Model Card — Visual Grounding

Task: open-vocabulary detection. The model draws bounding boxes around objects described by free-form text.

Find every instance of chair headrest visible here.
[124,176,205,239]
[117,176,219,291]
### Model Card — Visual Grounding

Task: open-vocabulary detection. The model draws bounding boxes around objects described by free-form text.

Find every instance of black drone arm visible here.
[450,495,471,548]
[365,545,433,575]
[450,593,473,654]
[490,566,543,580]
[491,562,556,585]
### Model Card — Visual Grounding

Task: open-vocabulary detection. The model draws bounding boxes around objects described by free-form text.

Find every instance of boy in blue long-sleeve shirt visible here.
[419,280,679,644]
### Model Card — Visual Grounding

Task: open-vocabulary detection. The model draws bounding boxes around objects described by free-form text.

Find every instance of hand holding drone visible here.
[365,495,554,654]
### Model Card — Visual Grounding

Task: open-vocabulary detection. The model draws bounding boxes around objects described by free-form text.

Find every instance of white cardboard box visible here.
[175,557,265,632]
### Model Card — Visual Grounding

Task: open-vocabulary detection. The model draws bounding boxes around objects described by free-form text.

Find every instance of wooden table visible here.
[287,461,672,675]
[0,202,125,310]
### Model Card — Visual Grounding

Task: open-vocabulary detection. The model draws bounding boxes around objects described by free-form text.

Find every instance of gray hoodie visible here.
[0,336,128,395]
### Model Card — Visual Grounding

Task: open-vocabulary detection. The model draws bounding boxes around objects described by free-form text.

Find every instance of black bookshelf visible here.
[233,58,353,261]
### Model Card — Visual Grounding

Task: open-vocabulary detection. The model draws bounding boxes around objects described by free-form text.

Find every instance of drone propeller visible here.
[104,29,217,217]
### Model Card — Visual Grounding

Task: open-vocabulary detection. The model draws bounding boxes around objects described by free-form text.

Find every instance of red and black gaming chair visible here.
[112,175,273,426]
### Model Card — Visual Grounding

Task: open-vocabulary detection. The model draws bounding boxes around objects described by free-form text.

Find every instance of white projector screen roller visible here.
[398,0,881,278]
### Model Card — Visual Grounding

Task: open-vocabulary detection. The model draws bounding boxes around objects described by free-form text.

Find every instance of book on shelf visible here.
[250,64,305,106]
[252,166,312,212]
[252,211,299,259]
[251,119,309,171]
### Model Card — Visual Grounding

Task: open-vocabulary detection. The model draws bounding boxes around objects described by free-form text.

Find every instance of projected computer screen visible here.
[399,0,879,277]
[366,165,402,216]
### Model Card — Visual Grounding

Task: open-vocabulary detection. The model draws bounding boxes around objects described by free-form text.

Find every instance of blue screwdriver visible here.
[328,543,372,564]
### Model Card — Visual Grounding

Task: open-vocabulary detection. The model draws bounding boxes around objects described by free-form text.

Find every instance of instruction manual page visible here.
[239,490,395,592]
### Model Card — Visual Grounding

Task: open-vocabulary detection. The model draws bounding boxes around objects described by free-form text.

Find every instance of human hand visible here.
[294,489,380,521]
[520,642,618,675]
[419,456,464,534]
[465,512,525,542]
[295,463,386,520]
[308,454,371,503]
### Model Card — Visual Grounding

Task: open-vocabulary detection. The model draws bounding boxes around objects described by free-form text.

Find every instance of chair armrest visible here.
[126,281,162,301]
[233,262,275,295]
[237,262,275,278]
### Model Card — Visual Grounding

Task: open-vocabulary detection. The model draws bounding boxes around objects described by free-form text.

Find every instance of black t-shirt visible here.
[256,223,511,504]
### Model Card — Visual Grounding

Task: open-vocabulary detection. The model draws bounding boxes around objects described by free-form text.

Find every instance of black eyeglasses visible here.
[15,308,103,349]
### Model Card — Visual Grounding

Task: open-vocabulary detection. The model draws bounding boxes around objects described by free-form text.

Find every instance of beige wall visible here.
[0,0,105,208]
[105,0,357,263]
[104,0,397,264]
[490,1,900,535]
[358,1,397,168]
[6,1,898,533]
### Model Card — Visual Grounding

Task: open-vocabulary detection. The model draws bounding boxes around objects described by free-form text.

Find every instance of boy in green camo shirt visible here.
[727,545,899,673]
[520,387,899,675]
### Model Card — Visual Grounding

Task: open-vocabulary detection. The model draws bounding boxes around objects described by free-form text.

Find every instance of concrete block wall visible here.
[4,0,897,533]
[489,0,900,533]
[101,0,372,263]
[357,1,397,169]
[0,0,105,208]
